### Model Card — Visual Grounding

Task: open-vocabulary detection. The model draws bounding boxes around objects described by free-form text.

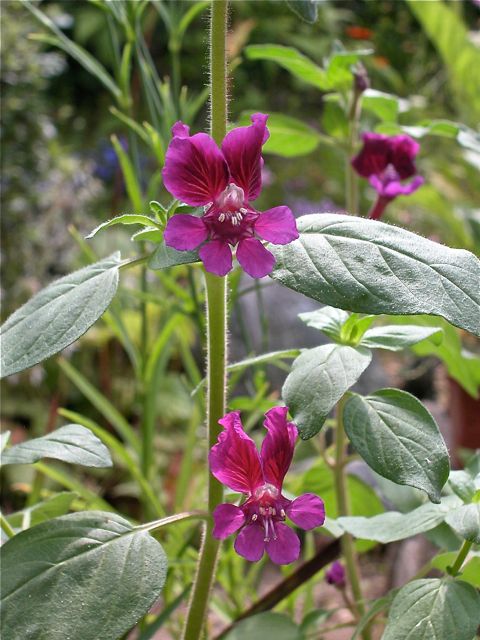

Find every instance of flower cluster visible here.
[352,132,424,219]
[209,407,325,565]
[162,114,299,278]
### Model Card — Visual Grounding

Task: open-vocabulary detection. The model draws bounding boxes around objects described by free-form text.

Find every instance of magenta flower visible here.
[326,561,346,587]
[162,114,299,278]
[351,132,424,220]
[209,407,325,565]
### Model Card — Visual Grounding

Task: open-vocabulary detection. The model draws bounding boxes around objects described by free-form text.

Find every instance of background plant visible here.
[1,1,480,639]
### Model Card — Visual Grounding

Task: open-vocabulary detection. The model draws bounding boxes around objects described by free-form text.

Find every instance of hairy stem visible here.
[334,395,371,640]
[182,2,228,638]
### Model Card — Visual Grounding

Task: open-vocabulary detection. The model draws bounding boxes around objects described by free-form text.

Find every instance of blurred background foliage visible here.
[1,0,480,635]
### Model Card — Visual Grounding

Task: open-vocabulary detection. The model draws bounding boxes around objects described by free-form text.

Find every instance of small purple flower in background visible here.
[326,561,346,587]
[351,132,424,220]
[162,114,299,278]
[209,407,325,565]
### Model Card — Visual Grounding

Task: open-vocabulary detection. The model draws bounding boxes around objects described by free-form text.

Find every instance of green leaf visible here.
[0,512,167,640]
[383,578,480,640]
[270,214,480,337]
[282,344,372,438]
[407,1,480,125]
[337,495,461,543]
[431,553,480,588]
[239,112,322,157]
[24,1,121,100]
[86,214,157,239]
[0,431,10,453]
[132,227,164,243]
[245,44,328,90]
[285,0,321,24]
[1,425,112,468]
[0,254,121,378]
[224,612,304,640]
[321,100,349,139]
[111,135,143,211]
[360,324,443,351]
[448,470,477,503]
[351,594,394,640]
[386,316,480,398]
[149,241,199,269]
[362,89,407,122]
[344,389,449,502]
[445,504,480,544]
[58,359,139,454]
[299,306,349,341]
[6,492,77,530]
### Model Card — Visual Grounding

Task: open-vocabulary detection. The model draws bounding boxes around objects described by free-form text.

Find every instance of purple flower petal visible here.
[286,493,325,530]
[162,133,229,206]
[199,240,233,276]
[234,524,265,562]
[260,407,297,490]
[222,113,269,202]
[164,214,208,250]
[382,175,424,198]
[171,121,190,138]
[326,561,346,586]
[212,503,246,539]
[209,411,264,494]
[390,135,420,179]
[236,238,275,279]
[351,132,390,178]
[254,206,299,245]
[265,523,300,565]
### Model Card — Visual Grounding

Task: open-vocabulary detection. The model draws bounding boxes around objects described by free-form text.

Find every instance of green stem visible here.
[334,395,371,640]
[449,540,473,577]
[183,4,228,637]
[345,89,362,214]
[0,513,15,539]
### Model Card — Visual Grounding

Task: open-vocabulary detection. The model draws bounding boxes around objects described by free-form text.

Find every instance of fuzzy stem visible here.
[182,2,228,638]
[334,395,371,640]
[449,540,472,577]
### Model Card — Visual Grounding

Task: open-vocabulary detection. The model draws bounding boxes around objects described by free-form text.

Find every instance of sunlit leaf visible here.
[0,254,121,378]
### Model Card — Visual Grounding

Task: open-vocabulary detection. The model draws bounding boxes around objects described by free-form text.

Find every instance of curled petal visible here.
[254,206,299,245]
[212,503,246,539]
[209,411,263,494]
[286,493,325,530]
[199,240,233,276]
[171,121,190,138]
[162,133,229,206]
[382,175,424,198]
[234,524,265,562]
[222,113,269,202]
[236,237,275,279]
[265,522,300,565]
[164,214,208,250]
[390,135,420,179]
[351,132,390,178]
[260,407,297,490]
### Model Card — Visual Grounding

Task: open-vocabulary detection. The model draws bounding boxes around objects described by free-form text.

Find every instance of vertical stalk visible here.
[449,540,472,577]
[182,2,228,638]
[345,90,362,214]
[334,395,371,640]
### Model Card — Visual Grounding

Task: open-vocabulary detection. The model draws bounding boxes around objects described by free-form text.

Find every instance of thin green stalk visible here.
[345,89,362,214]
[183,3,228,637]
[0,513,15,538]
[334,395,371,640]
[449,540,473,576]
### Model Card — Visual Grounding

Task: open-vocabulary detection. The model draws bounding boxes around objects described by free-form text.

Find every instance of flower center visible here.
[215,183,248,226]
[251,483,285,542]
